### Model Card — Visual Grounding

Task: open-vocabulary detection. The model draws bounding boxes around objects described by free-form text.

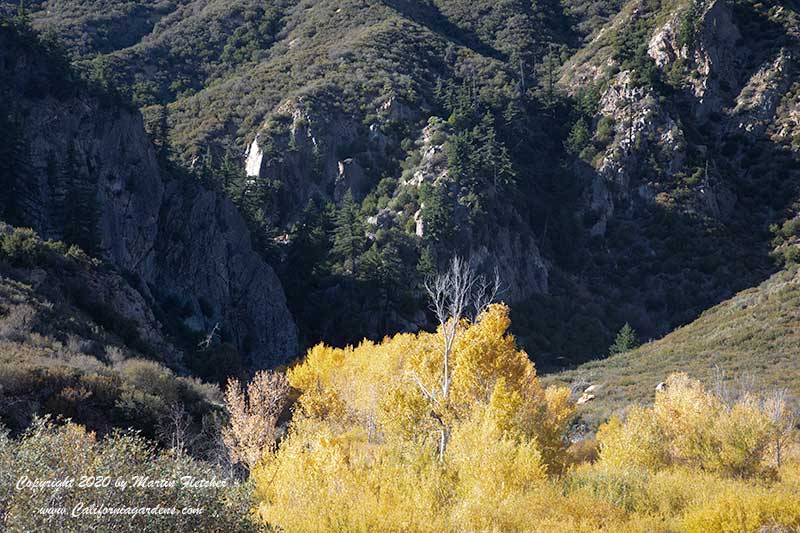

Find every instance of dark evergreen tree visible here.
[195,145,216,189]
[566,118,591,155]
[420,183,455,247]
[417,245,437,279]
[499,14,538,92]
[474,112,516,191]
[0,108,21,223]
[332,191,366,276]
[287,198,331,284]
[363,241,403,288]
[143,104,170,158]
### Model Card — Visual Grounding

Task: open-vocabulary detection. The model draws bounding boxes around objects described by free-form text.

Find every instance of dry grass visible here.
[546,267,800,429]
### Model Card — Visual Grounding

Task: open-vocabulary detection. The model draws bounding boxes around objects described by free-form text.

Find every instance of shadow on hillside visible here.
[522,48,800,374]
[379,0,505,60]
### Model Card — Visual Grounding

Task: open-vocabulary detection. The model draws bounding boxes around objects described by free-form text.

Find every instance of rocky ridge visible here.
[1,24,297,369]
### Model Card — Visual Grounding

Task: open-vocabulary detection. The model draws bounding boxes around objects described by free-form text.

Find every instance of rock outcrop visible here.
[245,94,424,223]
[648,0,741,118]
[563,0,754,234]
[1,26,297,368]
[403,121,549,301]
[245,98,366,225]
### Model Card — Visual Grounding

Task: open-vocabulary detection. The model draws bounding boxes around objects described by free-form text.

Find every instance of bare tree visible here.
[158,402,194,458]
[222,370,289,470]
[712,365,757,407]
[764,388,796,469]
[412,256,499,461]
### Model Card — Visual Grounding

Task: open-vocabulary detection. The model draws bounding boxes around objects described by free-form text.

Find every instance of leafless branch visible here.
[198,322,220,351]
[222,370,289,470]
[418,256,501,461]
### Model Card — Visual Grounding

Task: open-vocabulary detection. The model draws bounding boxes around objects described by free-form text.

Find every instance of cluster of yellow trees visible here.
[234,303,798,532]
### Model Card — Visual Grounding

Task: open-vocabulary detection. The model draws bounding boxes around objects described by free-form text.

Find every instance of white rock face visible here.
[245,134,264,177]
[6,38,298,368]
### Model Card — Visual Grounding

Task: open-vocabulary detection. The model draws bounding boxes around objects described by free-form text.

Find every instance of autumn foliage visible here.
[246,304,800,532]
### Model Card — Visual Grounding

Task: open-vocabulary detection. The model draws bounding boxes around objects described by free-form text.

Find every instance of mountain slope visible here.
[0,223,223,443]
[4,0,800,369]
[0,18,297,369]
[547,266,800,428]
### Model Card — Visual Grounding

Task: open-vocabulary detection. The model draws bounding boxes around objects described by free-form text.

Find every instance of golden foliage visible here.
[253,304,580,531]
[598,373,791,478]
[249,310,800,532]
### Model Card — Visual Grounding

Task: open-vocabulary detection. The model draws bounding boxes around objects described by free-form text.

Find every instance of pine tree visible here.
[446,132,472,187]
[420,184,455,247]
[417,245,437,279]
[566,118,591,155]
[219,150,241,196]
[499,14,538,92]
[609,323,639,355]
[332,191,366,276]
[363,241,403,288]
[0,108,21,223]
[475,112,516,191]
[196,145,216,189]
[288,199,331,281]
[14,0,30,26]
[144,104,170,158]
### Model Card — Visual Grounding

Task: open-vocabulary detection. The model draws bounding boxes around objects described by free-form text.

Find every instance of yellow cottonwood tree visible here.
[254,303,576,531]
[251,322,800,532]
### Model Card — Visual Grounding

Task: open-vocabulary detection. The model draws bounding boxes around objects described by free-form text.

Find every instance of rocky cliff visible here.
[0,23,297,369]
[545,0,800,355]
[7,0,800,365]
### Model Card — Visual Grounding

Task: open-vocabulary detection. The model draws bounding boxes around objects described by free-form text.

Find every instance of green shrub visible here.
[0,227,43,266]
[0,417,264,532]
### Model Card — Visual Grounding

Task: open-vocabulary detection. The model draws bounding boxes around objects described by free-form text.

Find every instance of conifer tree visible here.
[475,112,516,191]
[0,108,21,223]
[417,245,437,279]
[288,198,331,284]
[420,184,455,247]
[332,191,366,276]
[363,241,403,289]
[609,323,639,355]
[499,14,538,92]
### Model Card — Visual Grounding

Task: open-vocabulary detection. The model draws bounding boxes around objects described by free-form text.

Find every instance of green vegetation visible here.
[332,191,367,276]
[5,2,800,529]
[608,322,639,355]
[0,226,221,443]
[771,216,800,266]
[548,267,800,429]
[1,417,262,532]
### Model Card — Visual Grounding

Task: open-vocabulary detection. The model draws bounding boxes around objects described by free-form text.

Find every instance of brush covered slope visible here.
[0,223,222,445]
[0,6,799,528]
[3,0,795,369]
[3,0,800,373]
[549,266,800,430]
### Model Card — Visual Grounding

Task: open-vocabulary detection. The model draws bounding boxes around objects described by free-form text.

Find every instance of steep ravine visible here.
[0,24,297,369]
